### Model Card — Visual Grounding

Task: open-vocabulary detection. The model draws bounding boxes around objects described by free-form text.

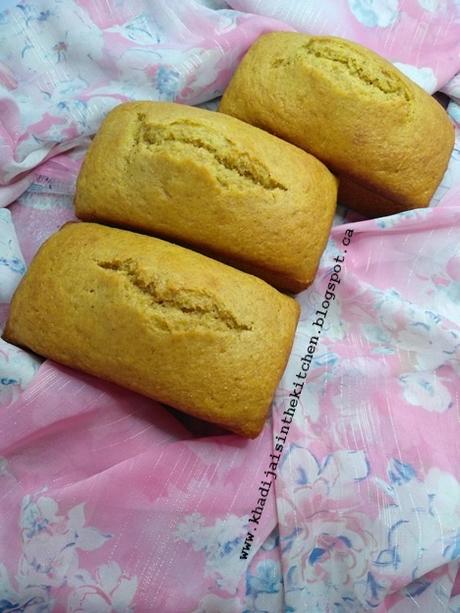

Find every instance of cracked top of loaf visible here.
[4,222,300,438]
[75,101,338,293]
[219,33,454,216]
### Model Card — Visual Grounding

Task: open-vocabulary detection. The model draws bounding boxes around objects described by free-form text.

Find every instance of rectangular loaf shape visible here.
[219,33,454,217]
[75,101,338,292]
[4,222,300,438]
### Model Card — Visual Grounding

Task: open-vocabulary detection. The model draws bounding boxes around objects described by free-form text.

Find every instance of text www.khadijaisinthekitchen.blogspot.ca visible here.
[240,227,354,560]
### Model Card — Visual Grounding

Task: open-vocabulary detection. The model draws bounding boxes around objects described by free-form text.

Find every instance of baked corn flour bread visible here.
[75,101,338,293]
[4,223,300,438]
[219,33,454,218]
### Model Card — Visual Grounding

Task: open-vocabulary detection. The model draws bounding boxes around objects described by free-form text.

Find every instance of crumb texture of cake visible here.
[219,33,454,217]
[3,222,300,438]
[75,101,338,292]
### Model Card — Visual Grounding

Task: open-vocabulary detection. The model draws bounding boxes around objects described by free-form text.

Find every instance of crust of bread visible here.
[4,222,300,438]
[220,33,454,216]
[75,101,338,292]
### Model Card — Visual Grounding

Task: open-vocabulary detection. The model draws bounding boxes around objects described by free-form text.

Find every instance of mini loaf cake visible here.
[219,33,454,218]
[3,222,300,438]
[75,101,338,293]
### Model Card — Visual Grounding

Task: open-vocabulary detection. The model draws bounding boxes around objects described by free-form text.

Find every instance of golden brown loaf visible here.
[75,101,338,293]
[219,33,454,218]
[4,222,299,438]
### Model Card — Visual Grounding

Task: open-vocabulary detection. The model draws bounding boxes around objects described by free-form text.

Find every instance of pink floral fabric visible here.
[1,1,460,611]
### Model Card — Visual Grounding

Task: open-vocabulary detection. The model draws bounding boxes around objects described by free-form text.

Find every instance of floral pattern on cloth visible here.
[0,209,26,304]
[2,205,460,611]
[269,207,460,612]
[0,0,460,206]
[0,493,137,612]
[0,208,40,405]
[1,0,460,611]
